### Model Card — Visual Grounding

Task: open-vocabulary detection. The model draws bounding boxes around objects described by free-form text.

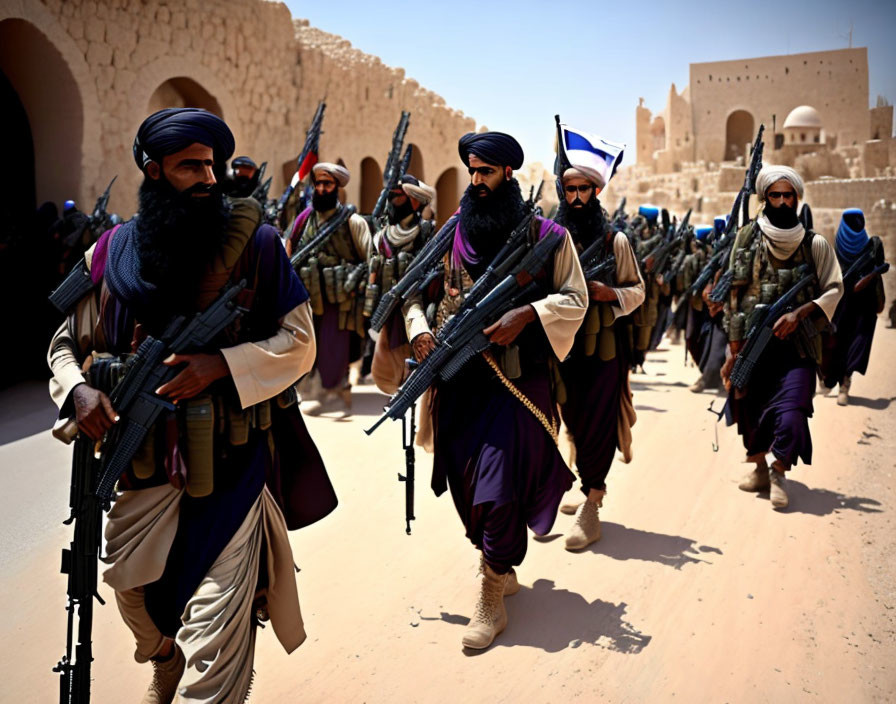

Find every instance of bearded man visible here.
[225,155,260,199]
[47,107,336,703]
[369,173,436,393]
[286,162,371,416]
[721,165,842,509]
[552,160,644,551]
[405,131,587,650]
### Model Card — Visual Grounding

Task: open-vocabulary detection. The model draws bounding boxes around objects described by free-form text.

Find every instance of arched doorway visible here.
[147,77,223,117]
[725,110,754,161]
[435,167,460,229]
[0,18,85,384]
[407,143,425,181]
[360,157,382,214]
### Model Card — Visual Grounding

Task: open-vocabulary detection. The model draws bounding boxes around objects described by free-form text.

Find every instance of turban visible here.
[398,174,435,205]
[835,208,869,263]
[458,131,524,170]
[562,167,604,189]
[312,162,350,187]
[714,215,728,233]
[133,108,234,171]
[231,156,257,169]
[756,165,805,201]
[695,226,713,241]
[638,205,659,222]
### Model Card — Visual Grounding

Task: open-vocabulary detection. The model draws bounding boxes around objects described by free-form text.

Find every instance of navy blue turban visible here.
[458,131,524,170]
[231,155,257,169]
[133,108,235,171]
[835,208,868,264]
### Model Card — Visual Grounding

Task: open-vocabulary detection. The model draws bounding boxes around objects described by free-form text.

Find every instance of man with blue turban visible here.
[48,108,336,702]
[820,209,889,405]
[721,165,843,509]
[404,130,587,649]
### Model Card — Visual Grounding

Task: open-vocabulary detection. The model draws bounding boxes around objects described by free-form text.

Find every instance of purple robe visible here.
[823,284,880,385]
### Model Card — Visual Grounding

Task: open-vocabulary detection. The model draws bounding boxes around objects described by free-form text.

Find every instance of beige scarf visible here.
[757,215,805,260]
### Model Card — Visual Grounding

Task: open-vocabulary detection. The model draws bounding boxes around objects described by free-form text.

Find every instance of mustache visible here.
[180,181,217,197]
[571,198,585,207]
[473,184,491,197]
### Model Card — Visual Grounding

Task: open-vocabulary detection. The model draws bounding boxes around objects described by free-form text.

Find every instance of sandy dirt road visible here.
[1,327,894,703]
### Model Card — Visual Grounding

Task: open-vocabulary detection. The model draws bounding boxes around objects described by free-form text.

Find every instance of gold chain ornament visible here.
[481,351,559,445]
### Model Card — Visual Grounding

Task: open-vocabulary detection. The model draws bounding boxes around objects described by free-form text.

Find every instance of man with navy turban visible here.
[48,108,336,702]
[721,164,842,509]
[820,209,889,405]
[404,130,587,650]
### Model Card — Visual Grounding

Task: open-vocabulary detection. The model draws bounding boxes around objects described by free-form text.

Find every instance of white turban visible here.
[562,166,604,189]
[401,179,435,206]
[756,165,804,201]
[312,162,350,187]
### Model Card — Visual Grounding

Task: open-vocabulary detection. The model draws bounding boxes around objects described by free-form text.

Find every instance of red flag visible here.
[298,151,318,182]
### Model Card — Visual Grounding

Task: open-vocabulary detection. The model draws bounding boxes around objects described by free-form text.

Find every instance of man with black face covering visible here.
[404,131,587,650]
[721,165,842,510]
[286,162,371,415]
[47,107,336,703]
[225,155,260,199]
[552,153,645,551]
[368,173,436,393]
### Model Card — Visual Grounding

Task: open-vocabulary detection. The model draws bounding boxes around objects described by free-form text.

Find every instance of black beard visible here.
[459,178,527,272]
[312,189,339,212]
[135,176,231,311]
[388,198,416,225]
[555,196,607,247]
[227,175,258,198]
[765,202,800,229]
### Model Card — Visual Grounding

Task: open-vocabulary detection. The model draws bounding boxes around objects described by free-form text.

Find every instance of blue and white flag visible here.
[558,123,625,189]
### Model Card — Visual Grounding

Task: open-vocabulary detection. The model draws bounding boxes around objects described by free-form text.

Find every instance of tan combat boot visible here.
[462,563,508,649]
[837,374,851,406]
[565,500,601,551]
[738,465,771,492]
[769,470,789,509]
[141,647,185,704]
[479,553,519,596]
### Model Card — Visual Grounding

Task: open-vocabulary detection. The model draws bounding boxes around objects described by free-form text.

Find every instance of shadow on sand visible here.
[754,481,883,516]
[844,395,896,411]
[425,579,652,655]
[0,382,56,446]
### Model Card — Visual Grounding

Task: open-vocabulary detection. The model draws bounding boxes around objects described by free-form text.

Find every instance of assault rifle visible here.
[399,403,416,534]
[54,436,104,704]
[93,281,247,503]
[365,228,565,436]
[528,180,545,215]
[369,215,459,332]
[611,197,628,232]
[289,204,357,270]
[277,100,326,216]
[642,209,691,274]
[692,124,765,299]
[841,237,889,292]
[89,176,117,233]
[729,264,815,390]
[371,111,411,221]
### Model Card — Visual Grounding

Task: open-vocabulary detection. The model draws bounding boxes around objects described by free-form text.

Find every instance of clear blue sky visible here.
[284,0,896,169]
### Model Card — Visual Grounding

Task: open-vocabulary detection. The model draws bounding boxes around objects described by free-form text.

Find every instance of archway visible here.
[650,117,666,152]
[725,110,754,161]
[407,142,425,181]
[360,157,382,214]
[435,167,460,229]
[147,76,223,117]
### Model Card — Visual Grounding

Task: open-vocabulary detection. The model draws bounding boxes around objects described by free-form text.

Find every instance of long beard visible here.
[135,177,231,310]
[555,196,606,246]
[459,178,527,265]
[764,202,800,229]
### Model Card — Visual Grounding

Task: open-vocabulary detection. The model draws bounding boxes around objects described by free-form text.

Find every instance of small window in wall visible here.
[814,134,820,143]
[785,67,789,74]
[800,132,806,142]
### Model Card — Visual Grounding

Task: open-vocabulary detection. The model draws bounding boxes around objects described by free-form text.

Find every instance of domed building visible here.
[783,105,823,145]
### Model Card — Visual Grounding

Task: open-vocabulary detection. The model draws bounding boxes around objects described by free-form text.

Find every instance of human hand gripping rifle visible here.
[369,214,459,332]
[289,204,357,270]
[365,227,565,440]
[277,100,326,216]
[696,125,765,302]
[728,264,815,390]
[370,111,411,221]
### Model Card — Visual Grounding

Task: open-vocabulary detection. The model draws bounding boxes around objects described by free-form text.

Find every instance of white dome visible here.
[783,105,822,130]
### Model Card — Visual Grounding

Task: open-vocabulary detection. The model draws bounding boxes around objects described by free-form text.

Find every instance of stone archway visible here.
[407,142,425,181]
[435,167,460,229]
[725,110,754,161]
[147,76,224,117]
[360,157,382,214]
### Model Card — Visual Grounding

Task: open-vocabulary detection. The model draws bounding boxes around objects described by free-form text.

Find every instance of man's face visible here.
[387,189,408,208]
[765,179,798,208]
[312,174,337,195]
[148,142,216,196]
[467,154,507,198]
[563,176,596,208]
[233,163,257,180]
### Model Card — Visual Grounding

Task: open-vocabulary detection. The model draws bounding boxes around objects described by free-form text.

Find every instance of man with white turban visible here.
[286,162,371,415]
[721,164,842,509]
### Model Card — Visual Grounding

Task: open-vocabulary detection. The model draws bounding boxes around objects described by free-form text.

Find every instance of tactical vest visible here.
[365,219,434,319]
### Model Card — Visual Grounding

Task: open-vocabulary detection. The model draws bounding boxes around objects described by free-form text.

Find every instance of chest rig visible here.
[366,219,434,320]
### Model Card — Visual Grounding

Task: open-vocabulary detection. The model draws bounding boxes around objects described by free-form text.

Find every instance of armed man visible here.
[225,155,260,198]
[286,162,371,415]
[551,123,644,550]
[820,208,889,405]
[629,205,662,373]
[368,173,436,393]
[721,165,842,509]
[403,131,587,650]
[47,107,336,703]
